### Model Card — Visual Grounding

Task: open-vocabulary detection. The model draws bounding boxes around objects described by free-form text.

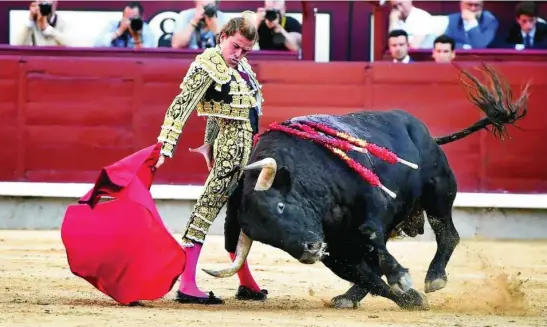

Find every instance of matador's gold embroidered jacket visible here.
[157,46,264,158]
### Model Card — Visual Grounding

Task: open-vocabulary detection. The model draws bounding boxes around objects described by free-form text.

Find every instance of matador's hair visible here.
[216,10,258,44]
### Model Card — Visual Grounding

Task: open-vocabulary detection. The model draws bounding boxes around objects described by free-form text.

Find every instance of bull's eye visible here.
[277,202,285,214]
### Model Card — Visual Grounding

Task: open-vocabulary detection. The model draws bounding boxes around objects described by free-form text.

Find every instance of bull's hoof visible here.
[424,277,447,293]
[235,286,268,301]
[388,270,414,293]
[396,289,429,311]
[330,295,360,309]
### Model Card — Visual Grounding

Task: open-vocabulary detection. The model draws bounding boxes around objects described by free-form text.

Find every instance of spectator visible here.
[443,0,498,49]
[171,0,230,49]
[94,2,156,48]
[255,0,301,52]
[491,1,547,50]
[388,0,433,49]
[387,29,413,63]
[432,35,456,63]
[13,0,73,46]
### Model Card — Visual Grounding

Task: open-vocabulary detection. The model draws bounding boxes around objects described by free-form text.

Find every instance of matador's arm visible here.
[157,66,214,158]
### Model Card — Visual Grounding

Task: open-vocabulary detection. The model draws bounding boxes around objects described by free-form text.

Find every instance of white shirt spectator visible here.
[14,13,73,46]
[391,6,433,48]
[172,8,230,49]
[94,20,156,48]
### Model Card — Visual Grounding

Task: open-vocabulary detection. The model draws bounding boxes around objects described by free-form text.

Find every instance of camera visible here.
[203,3,217,18]
[38,1,53,16]
[265,9,280,22]
[130,17,143,32]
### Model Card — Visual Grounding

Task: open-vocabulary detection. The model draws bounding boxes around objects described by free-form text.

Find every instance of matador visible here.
[155,15,266,305]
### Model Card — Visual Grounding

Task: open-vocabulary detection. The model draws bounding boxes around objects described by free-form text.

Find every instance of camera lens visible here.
[39,3,52,16]
[203,4,217,18]
[265,9,278,22]
[130,17,143,31]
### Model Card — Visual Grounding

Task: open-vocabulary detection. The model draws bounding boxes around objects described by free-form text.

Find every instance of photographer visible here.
[14,0,74,47]
[255,0,301,52]
[94,2,156,48]
[171,0,229,49]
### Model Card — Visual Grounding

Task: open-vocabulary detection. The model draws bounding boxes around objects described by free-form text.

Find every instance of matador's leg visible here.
[175,120,253,305]
[225,174,268,301]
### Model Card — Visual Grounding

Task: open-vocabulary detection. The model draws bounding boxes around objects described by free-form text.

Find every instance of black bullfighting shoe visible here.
[235,286,268,301]
[174,290,225,305]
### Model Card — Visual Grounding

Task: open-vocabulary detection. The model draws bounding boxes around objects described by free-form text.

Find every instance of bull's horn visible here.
[244,157,277,191]
[202,232,253,278]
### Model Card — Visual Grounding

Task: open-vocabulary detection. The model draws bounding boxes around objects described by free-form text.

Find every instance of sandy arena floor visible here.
[0,230,546,327]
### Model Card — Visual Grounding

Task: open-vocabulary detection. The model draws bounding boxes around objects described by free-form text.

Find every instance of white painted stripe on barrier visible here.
[452,192,547,209]
[0,182,547,209]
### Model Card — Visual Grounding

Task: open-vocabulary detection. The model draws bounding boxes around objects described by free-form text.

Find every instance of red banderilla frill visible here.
[297,120,419,170]
[258,121,417,199]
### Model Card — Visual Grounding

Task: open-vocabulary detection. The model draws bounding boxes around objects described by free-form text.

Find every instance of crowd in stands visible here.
[387,0,547,64]
[12,0,302,53]
[11,0,547,64]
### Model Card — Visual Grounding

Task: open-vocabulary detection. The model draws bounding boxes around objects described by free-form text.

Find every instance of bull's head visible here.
[202,156,328,278]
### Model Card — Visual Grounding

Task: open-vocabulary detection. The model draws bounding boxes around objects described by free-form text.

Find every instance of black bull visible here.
[202,63,529,310]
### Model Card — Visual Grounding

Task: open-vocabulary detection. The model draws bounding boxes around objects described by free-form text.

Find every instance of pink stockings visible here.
[178,243,207,298]
[178,243,261,298]
[229,252,261,292]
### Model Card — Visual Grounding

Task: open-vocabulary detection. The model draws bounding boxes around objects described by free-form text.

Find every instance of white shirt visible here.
[393,7,433,47]
[521,27,536,47]
[393,55,411,64]
[15,14,74,46]
[237,63,264,115]
[514,27,536,50]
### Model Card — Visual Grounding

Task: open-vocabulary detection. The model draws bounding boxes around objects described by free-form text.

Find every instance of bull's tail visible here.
[434,62,530,146]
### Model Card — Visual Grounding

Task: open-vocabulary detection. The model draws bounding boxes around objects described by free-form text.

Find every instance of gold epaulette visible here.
[188,47,232,87]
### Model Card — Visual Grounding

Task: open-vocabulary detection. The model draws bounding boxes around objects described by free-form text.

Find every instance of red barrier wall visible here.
[1,52,546,193]
[0,45,299,61]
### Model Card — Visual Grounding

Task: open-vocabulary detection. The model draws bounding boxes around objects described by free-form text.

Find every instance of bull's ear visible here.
[272,166,292,195]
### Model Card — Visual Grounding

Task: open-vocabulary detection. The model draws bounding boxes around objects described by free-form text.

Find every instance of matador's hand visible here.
[190,143,214,171]
[154,155,165,169]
